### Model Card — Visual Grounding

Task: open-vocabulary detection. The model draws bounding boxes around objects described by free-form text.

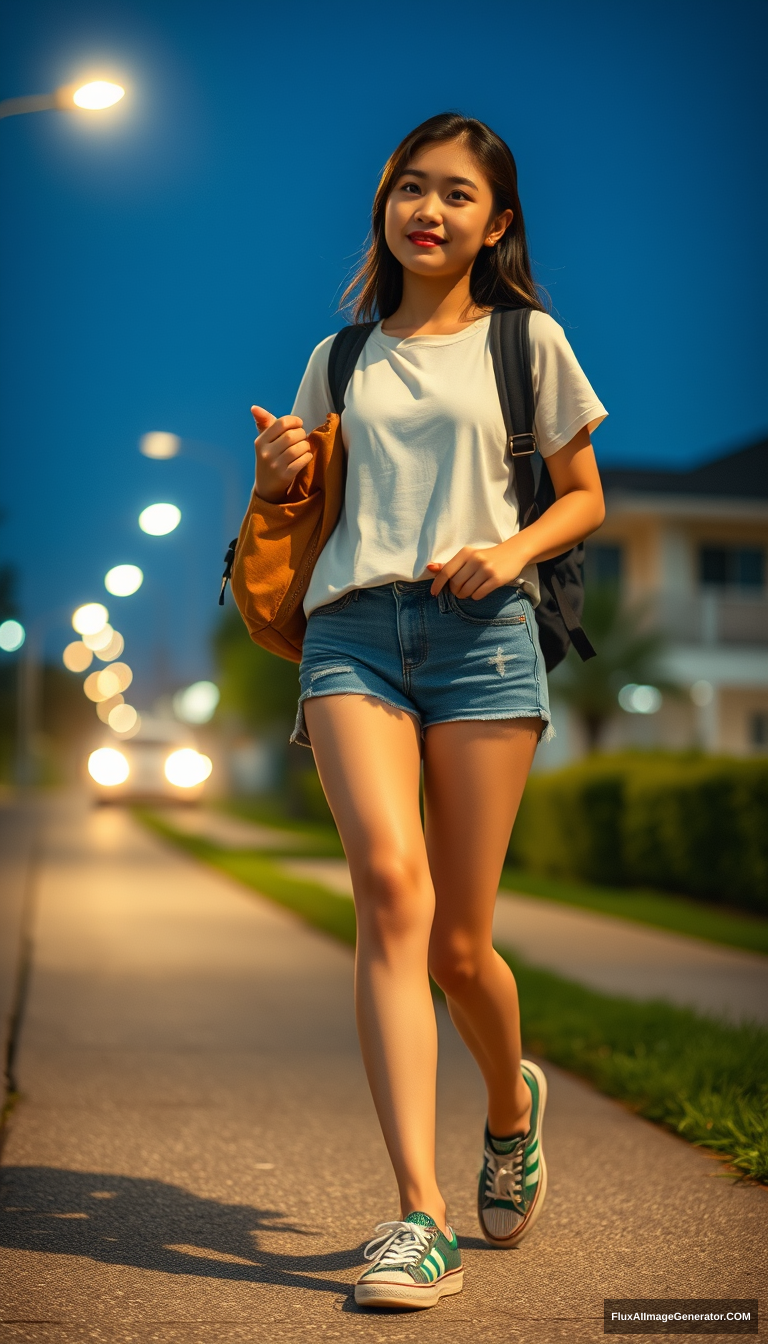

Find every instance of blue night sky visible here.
[1,0,766,698]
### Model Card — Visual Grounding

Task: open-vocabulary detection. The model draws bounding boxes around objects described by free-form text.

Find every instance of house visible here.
[546,438,768,762]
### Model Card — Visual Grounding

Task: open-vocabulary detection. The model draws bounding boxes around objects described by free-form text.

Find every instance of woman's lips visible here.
[408,231,445,248]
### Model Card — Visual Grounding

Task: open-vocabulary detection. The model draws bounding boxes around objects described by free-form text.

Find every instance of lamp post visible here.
[15,608,68,786]
[139,433,242,543]
[0,80,125,120]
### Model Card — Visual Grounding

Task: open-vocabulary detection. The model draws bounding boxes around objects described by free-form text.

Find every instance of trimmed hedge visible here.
[508,754,768,913]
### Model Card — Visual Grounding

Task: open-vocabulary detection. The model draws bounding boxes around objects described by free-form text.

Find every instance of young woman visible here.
[251,113,606,1310]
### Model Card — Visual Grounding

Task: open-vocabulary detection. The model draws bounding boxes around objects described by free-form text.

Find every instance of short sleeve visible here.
[529,311,607,458]
[291,334,336,430]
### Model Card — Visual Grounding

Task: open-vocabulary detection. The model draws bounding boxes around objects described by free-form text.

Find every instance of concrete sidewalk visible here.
[281,858,768,1025]
[0,798,765,1342]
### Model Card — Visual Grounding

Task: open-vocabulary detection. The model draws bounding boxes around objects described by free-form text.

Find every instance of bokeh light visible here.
[105,564,143,596]
[138,503,181,535]
[94,630,125,663]
[108,704,139,734]
[97,663,133,698]
[0,620,25,652]
[72,603,108,636]
[83,623,115,652]
[97,693,124,723]
[63,641,93,673]
[84,672,107,702]
[88,748,129,786]
[139,432,181,459]
[83,662,133,702]
[173,680,220,724]
[164,749,213,788]
[72,81,125,110]
[618,684,662,715]
[690,680,714,707]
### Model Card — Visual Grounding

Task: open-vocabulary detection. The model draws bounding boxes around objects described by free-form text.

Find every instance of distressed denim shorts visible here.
[290,580,552,749]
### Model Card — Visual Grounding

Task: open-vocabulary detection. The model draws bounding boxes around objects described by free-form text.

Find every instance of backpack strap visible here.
[489,307,538,528]
[328,323,377,415]
[490,305,596,663]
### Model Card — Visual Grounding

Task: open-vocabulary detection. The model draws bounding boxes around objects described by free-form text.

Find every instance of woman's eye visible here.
[400,182,420,194]
[448,190,470,202]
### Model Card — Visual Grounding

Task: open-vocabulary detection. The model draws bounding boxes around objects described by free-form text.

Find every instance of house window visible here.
[750,712,768,750]
[585,543,623,586]
[699,546,765,589]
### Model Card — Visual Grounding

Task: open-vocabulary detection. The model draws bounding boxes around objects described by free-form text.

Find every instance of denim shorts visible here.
[290,580,552,748]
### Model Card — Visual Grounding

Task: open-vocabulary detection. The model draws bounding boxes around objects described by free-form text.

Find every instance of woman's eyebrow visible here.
[399,168,479,190]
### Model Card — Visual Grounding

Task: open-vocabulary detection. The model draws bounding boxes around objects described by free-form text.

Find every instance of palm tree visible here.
[548,586,672,750]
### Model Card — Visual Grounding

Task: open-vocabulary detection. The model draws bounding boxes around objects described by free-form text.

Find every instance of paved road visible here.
[282,858,768,1024]
[0,798,765,1343]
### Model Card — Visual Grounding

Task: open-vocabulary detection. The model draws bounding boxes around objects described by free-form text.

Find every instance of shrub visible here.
[509,754,768,913]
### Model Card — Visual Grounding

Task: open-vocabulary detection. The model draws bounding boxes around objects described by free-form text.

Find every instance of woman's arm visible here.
[428,426,605,600]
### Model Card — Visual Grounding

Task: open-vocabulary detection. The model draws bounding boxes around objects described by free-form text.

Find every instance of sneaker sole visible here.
[478,1059,549,1249]
[354,1267,464,1310]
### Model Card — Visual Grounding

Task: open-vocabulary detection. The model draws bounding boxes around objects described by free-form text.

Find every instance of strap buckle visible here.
[509,433,537,457]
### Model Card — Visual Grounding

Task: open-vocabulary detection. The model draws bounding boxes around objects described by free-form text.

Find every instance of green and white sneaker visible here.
[354,1211,463,1309]
[477,1059,548,1247]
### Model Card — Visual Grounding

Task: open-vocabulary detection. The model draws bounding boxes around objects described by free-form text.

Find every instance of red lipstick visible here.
[408,231,445,248]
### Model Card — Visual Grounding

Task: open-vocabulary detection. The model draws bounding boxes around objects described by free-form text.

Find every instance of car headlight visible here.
[88,747,129,786]
[164,748,212,789]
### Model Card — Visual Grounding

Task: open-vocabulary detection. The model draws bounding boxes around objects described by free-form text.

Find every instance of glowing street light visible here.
[0,619,25,652]
[0,79,125,120]
[63,641,93,672]
[139,503,181,536]
[72,602,109,636]
[139,430,241,537]
[72,82,125,110]
[139,432,180,460]
[105,564,143,596]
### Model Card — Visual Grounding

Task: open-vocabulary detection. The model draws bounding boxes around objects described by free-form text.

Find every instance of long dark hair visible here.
[342,112,545,322]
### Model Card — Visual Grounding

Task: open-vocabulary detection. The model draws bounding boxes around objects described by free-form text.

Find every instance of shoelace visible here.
[363,1220,433,1266]
[484,1138,525,1204]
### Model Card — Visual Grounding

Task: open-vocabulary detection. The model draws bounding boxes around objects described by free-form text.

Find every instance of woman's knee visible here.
[428,932,492,998]
[352,851,432,944]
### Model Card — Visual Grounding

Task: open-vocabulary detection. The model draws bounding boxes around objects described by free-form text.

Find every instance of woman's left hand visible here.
[428,426,606,601]
[427,538,530,601]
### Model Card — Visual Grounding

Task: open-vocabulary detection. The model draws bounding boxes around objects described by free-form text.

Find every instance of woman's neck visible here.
[381,271,488,338]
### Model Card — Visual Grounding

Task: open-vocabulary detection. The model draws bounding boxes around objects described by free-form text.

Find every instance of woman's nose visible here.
[414,192,442,225]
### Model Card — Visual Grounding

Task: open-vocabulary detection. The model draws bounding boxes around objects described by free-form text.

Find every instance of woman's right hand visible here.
[251,406,315,503]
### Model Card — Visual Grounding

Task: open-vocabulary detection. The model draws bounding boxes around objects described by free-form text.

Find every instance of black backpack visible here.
[326,306,596,672]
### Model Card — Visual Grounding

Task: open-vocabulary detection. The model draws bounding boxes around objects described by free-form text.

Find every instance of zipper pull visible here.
[218,537,238,606]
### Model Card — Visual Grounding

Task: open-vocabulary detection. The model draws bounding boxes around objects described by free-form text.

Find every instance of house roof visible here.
[600,438,768,499]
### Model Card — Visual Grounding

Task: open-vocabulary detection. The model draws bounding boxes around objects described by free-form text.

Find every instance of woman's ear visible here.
[485,208,514,247]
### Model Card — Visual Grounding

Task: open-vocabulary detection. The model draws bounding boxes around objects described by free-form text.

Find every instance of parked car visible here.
[86,715,213,803]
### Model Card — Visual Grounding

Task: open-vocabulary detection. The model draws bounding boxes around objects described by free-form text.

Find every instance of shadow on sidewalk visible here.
[0,1166,364,1296]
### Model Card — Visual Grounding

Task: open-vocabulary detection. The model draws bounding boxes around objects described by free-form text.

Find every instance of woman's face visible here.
[384,137,512,283]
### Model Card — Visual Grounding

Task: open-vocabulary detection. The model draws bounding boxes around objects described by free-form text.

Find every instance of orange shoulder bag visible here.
[225,413,345,664]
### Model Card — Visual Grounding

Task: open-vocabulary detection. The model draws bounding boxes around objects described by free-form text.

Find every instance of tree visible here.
[548,586,672,750]
[212,603,300,733]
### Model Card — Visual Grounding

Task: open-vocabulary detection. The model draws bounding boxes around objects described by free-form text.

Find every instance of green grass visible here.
[141,810,768,1183]
[220,795,768,955]
[501,867,768,957]
[219,796,346,857]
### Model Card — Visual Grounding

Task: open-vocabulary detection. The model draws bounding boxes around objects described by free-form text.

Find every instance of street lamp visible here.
[0,80,125,120]
[139,431,242,540]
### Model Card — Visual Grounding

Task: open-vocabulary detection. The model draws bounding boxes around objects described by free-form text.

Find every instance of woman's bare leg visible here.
[303,693,448,1232]
[423,718,541,1137]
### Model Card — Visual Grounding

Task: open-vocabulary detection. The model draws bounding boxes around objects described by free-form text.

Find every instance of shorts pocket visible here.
[310,591,356,617]
[446,585,528,625]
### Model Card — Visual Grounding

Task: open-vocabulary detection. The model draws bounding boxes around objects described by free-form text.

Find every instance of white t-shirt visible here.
[292,311,607,615]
